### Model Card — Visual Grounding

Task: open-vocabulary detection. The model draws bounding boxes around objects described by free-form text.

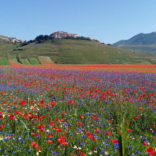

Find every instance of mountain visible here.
[0,31,156,65]
[114,32,156,54]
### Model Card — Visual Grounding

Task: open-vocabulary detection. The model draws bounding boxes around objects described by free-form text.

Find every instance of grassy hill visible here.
[0,37,156,65]
[0,40,18,65]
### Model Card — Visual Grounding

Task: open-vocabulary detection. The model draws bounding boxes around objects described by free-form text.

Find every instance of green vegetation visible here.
[28,57,40,65]
[12,39,156,64]
[0,40,17,57]
[0,69,155,155]
[116,45,156,55]
[20,58,31,65]
[0,57,10,65]
[38,56,54,64]
[0,38,156,65]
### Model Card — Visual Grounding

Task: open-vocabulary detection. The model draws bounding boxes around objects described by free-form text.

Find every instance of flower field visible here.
[0,66,155,156]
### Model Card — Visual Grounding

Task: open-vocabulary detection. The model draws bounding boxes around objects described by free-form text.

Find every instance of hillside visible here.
[114,32,156,54]
[0,32,156,65]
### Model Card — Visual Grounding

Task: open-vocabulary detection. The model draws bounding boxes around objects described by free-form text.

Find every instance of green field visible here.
[0,39,156,65]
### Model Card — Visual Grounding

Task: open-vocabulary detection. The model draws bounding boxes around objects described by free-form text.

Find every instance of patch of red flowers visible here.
[111,139,119,144]
[0,124,5,130]
[57,135,68,145]
[30,142,41,151]
[147,147,155,156]
[127,129,133,132]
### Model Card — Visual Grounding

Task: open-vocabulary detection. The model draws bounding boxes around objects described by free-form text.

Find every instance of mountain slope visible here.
[11,38,156,64]
[0,32,156,65]
[114,32,156,54]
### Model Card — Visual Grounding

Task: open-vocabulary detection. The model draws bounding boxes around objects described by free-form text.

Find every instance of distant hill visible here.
[0,31,156,65]
[114,32,156,54]
[0,35,24,43]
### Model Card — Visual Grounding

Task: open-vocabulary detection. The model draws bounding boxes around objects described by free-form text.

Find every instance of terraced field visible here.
[0,39,156,65]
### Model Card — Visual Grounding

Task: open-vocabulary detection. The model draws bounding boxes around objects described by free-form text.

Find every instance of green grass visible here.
[20,58,31,65]
[0,40,17,57]
[9,57,21,64]
[0,57,10,65]
[28,57,40,65]
[12,39,156,64]
[116,45,156,55]
[38,56,53,64]
[0,39,156,64]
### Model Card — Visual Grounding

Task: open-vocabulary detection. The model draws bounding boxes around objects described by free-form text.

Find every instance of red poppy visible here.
[143,141,148,146]
[106,131,112,136]
[23,114,30,119]
[56,118,61,122]
[147,147,155,156]
[149,93,154,96]
[49,122,56,126]
[139,107,144,110]
[55,127,62,132]
[77,121,84,127]
[0,115,3,119]
[8,114,16,120]
[86,132,97,142]
[68,99,74,105]
[47,134,53,138]
[79,152,87,156]
[1,91,6,95]
[39,104,45,107]
[57,135,68,145]
[38,124,46,132]
[32,133,40,137]
[15,110,23,115]
[40,100,44,104]
[31,142,38,148]
[48,140,53,144]
[80,115,84,119]
[134,116,140,120]
[112,139,119,144]
[52,102,57,107]
[30,142,41,151]
[0,124,5,130]
[127,129,133,132]
[108,120,113,123]
[91,116,98,120]
[19,100,26,105]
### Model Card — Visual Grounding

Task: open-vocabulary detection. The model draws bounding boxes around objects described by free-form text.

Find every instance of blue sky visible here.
[0,0,156,43]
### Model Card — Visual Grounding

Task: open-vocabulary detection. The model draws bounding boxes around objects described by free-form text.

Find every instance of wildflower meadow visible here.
[0,66,155,156]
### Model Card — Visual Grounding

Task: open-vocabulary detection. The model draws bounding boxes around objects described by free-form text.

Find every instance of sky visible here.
[0,0,156,44]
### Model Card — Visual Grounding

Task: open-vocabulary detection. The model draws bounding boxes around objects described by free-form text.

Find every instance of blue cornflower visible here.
[135,151,141,154]
[114,143,119,150]
[27,150,32,153]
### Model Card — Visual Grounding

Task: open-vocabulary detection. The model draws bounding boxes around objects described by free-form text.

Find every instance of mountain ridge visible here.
[114,32,156,46]
[114,32,156,54]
